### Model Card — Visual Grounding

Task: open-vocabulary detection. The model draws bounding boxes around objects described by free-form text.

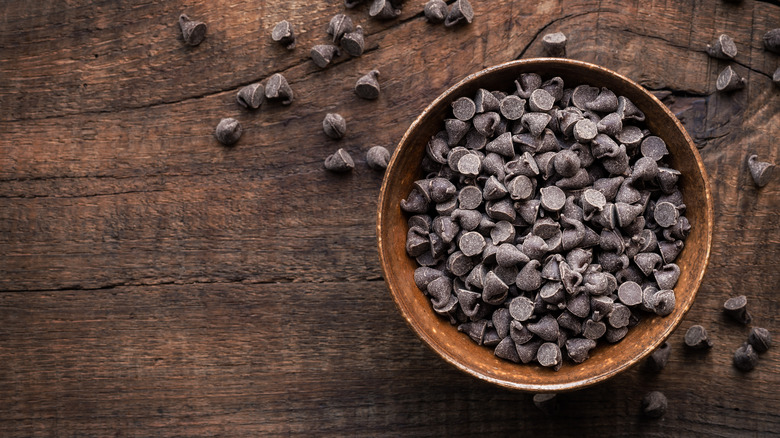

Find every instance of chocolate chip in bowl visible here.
[376,58,713,392]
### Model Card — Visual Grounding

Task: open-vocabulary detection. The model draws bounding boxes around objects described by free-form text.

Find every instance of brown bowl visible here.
[377,58,713,392]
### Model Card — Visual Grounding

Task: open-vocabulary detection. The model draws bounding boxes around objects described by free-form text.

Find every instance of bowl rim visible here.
[376,58,713,392]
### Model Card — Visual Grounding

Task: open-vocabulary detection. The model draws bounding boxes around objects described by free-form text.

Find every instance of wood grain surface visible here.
[1,0,778,436]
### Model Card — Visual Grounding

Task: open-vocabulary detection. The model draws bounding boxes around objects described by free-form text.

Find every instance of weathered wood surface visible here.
[0,0,778,436]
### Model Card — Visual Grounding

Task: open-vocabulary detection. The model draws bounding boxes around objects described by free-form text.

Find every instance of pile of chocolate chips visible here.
[401,74,691,370]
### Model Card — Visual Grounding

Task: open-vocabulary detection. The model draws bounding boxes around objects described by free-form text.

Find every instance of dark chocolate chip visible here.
[322,113,347,139]
[706,34,737,60]
[179,14,207,46]
[214,118,242,146]
[723,295,752,324]
[536,342,562,368]
[641,391,667,418]
[748,327,772,353]
[327,14,354,42]
[366,145,391,170]
[424,0,448,23]
[355,70,381,100]
[733,343,758,371]
[265,73,294,105]
[542,32,567,57]
[684,325,712,349]
[271,20,296,49]
[236,83,265,109]
[444,0,474,27]
[341,26,365,57]
[716,65,746,92]
[747,154,775,187]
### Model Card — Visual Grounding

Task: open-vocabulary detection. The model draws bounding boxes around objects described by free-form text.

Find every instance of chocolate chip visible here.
[271,20,296,49]
[565,338,596,363]
[542,32,567,57]
[473,112,502,137]
[536,342,562,368]
[490,221,515,245]
[641,391,667,418]
[733,343,758,371]
[474,89,500,113]
[553,150,581,178]
[499,95,526,120]
[322,113,347,139]
[747,154,775,187]
[509,296,535,321]
[355,70,381,100]
[533,393,558,415]
[646,341,671,371]
[424,0,448,23]
[652,289,675,316]
[706,34,737,59]
[582,319,606,340]
[178,14,207,46]
[763,28,780,54]
[516,260,543,291]
[366,145,391,170]
[457,153,482,177]
[444,0,474,27]
[617,281,643,307]
[585,87,618,113]
[723,295,752,324]
[327,14,353,43]
[369,0,401,19]
[447,250,474,277]
[341,26,365,57]
[617,96,645,121]
[748,327,772,353]
[653,201,679,228]
[452,97,476,121]
[324,148,354,172]
[215,118,242,146]
[265,73,294,105]
[716,65,746,92]
[496,243,529,267]
[529,89,555,112]
[459,231,486,257]
[458,319,488,344]
[486,132,515,157]
[521,112,552,138]
[571,84,600,110]
[540,186,566,212]
[653,263,680,290]
[527,314,560,342]
[236,83,265,110]
[494,337,521,362]
[684,325,712,349]
[640,136,668,161]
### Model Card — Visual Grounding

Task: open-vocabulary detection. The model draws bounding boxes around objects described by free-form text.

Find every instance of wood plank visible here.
[0,282,778,436]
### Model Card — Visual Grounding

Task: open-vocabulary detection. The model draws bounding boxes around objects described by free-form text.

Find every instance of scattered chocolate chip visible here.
[723,295,752,324]
[542,32,567,57]
[324,148,355,172]
[327,14,354,43]
[733,343,758,371]
[271,20,296,49]
[646,341,671,371]
[215,118,242,146]
[652,289,676,316]
[366,145,390,170]
[341,26,365,57]
[532,393,558,415]
[355,70,381,100]
[236,83,265,110]
[369,0,401,19]
[444,0,474,27]
[684,325,712,349]
[716,65,746,92]
[747,154,775,188]
[322,113,347,139]
[763,28,780,54]
[179,14,207,46]
[424,0,448,23]
[265,73,294,105]
[311,44,341,68]
[641,391,667,419]
[748,327,772,353]
[706,34,737,60]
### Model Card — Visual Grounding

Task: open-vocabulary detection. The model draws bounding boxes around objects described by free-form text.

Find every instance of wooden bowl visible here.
[376,58,713,392]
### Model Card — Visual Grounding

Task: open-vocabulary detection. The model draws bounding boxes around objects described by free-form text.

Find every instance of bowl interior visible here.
[377,58,713,392]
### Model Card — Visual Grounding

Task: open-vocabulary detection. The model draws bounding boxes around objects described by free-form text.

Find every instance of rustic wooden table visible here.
[1,0,778,436]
